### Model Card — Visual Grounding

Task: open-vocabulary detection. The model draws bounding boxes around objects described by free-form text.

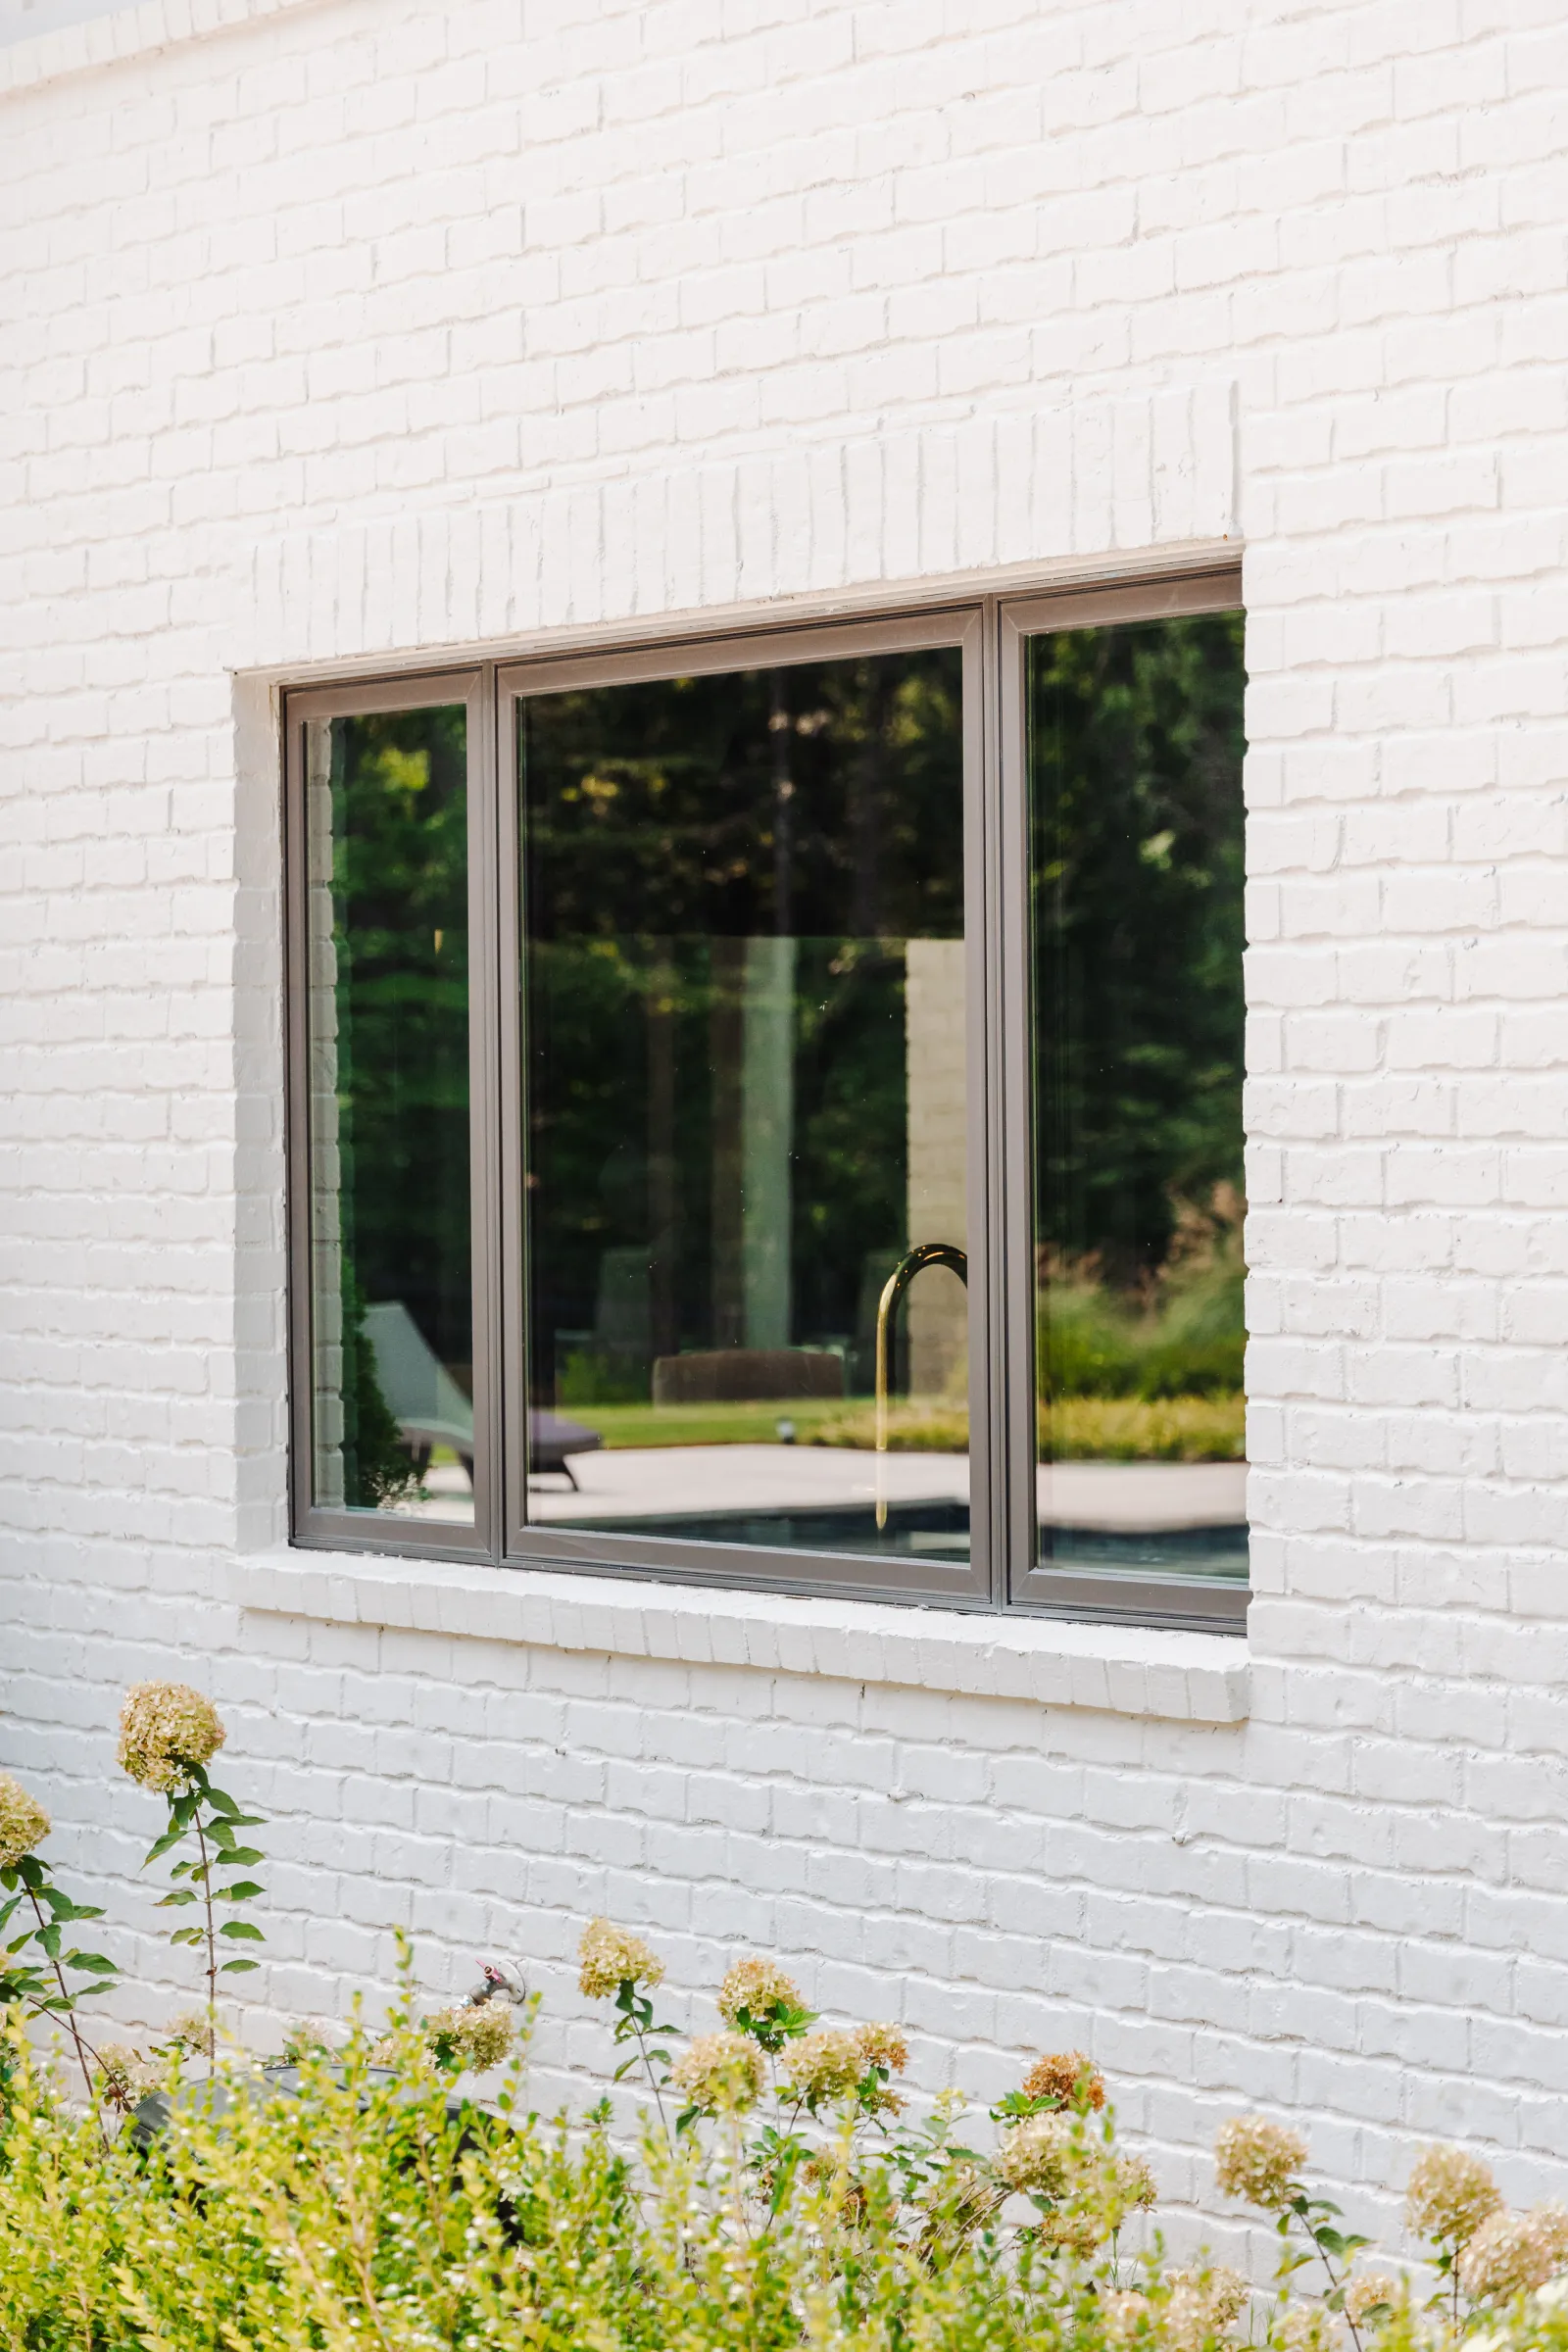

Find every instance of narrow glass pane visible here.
[518,650,970,1568]
[1028,615,1248,1586]
[303,707,474,1524]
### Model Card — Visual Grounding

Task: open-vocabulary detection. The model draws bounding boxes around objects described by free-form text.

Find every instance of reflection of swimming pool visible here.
[1045,1520,1249,1581]
[512,1445,1249,1582]
[561,1495,1247,1579]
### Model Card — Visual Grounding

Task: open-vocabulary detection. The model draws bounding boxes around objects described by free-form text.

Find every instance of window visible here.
[285,575,1247,1628]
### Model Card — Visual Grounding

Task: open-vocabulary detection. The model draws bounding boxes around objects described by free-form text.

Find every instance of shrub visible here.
[6,1922,1568,2352]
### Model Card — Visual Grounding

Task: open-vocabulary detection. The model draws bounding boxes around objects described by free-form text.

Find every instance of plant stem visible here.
[631,2018,671,2137]
[24,1883,107,2143]
[1291,2197,1363,2352]
[193,1804,217,2056]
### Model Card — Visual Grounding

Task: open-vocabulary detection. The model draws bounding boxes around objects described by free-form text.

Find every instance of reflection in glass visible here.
[303,708,474,1523]
[1028,615,1248,1585]
[518,650,971,1567]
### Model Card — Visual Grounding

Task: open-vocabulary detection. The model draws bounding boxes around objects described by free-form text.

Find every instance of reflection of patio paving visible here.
[390,1446,1248,1540]
[525,1444,1245,1532]
[529,1443,965,1521]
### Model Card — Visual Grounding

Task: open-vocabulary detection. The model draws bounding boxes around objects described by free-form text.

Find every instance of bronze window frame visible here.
[281,568,1248,1630]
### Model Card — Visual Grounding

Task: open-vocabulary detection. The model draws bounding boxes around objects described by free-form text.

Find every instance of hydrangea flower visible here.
[577,1919,665,1999]
[1405,2144,1503,2249]
[1214,2115,1309,2211]
[996,2111,1073,2196]
[1021,2048,1105,2111]
[670,2030,765,2114]
[96,2044,160,2108]
[117,1683,225,1792]
[1343,2271,1400,2326]
[1275,2304,1337,2352]
[1460,2205,1568,2302]
[781,2026,867,2105]
[423,2003,515,2072]
[0,1774,50,1870]
[716,1955,803,2030]
[1161,2268,1249,2352]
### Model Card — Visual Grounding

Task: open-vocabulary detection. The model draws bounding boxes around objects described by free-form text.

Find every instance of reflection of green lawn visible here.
[561,1394,1244,1460]
[568,1399,859,1451]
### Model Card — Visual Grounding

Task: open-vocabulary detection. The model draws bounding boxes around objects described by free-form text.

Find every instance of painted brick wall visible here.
[5,0,1568,2271]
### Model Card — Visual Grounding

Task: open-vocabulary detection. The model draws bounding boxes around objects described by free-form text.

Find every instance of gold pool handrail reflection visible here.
[874,1242,968,1530]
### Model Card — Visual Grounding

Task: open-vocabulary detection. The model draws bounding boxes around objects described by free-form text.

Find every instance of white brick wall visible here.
[5,0,1568,2273]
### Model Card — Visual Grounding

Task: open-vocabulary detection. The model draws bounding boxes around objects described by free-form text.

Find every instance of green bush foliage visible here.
[1038,1188,1247,1404]
[4,1690,1563,2352]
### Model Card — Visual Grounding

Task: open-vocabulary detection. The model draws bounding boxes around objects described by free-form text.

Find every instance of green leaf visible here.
[220,1957,261,1974]
[143,1825,188,1866]
[157,1890,200,1909]
[216,1846,264,1869]
[216,1882,265,1902]
[219,1920,265,1941]
[171,1927,207,1947]
[64,1950,118,1976]
[37,1924,61,1960]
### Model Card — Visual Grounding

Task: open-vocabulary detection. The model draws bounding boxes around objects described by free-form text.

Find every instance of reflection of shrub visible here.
[1041,1186,1245,1400]
[341,1261,419,1505]
[1044,1394,1244,1461]
[812,1395,1244,1461]
[556,1348,649,1406]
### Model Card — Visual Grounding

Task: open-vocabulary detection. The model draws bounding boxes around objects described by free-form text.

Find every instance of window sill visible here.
[221,1551,1250,1726]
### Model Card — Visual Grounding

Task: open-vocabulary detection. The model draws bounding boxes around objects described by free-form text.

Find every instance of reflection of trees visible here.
[520,655,965,1402]
[1030,614,1246,1351]
[327,710,470,1502]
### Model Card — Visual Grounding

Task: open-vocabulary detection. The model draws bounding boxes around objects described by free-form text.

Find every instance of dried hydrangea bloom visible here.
[0,1774,50,1871]
[670,2030,765,2114]
[1161,2270,1250,2352]
[782,2026,865,2106]
[1459,2205,1568,2302]
[1022,2049,1106,2111]
[424,2003,515,2072]
[1214,2115,1309,2211]
[117,1683,225,1792]
[1404,2144,1503,2249]
[1343,2272,1400,2326]
[716,1955,803,2029]
[996,2110,1073,2197]
[854,2022,908,2076]
[168,2009,215,2052]
[577,1919,665,1999]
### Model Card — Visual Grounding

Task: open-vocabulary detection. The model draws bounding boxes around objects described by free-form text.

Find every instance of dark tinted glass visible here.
[1029,614,1248,1587]
[518,650,972,1568]
[303,707,474,1524]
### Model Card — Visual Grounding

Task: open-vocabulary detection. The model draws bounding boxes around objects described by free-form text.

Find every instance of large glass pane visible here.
[1028,615,1248,1587]
[518,649,971,1567]
[303,706,474,1524]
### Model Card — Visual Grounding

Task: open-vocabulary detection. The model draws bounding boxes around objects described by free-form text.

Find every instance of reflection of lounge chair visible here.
[362,1301,603,1487]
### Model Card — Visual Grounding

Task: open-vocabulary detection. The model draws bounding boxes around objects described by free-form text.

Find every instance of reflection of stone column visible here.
[305,720,345,1506]
[905,939,967,1398]
[743,934,795,1349]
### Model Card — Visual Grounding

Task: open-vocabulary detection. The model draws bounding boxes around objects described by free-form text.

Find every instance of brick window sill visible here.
[221,1551,1250,1727]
